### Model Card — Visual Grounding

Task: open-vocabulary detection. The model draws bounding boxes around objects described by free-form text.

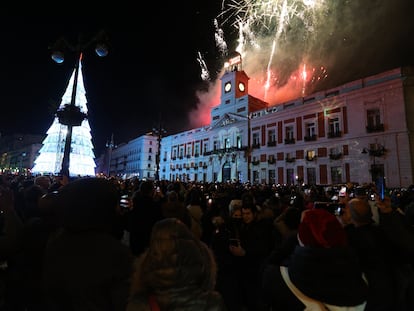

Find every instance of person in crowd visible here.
[42,177,134,311]
[126,217,227,311]
[227,198,275,311]
[345,197,396,310]
[161,190,192,229]
[370,195,414,310]
[5,190,61,311]
[210,198,243,311]
[0,183,23,310]
[261,208,368,311]
[185,187,204,239]
[33,176,51,194]
[127,180,163,257]
[266,206,301,266]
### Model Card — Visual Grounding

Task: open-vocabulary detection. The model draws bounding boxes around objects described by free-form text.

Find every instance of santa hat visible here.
[298,208,348,248]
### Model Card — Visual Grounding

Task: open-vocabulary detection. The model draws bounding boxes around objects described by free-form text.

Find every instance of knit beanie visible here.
[298,208,348,248]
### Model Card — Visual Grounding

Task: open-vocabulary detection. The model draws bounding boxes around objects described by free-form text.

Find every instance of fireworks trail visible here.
[197,52,210,81]
[214,19,228,56]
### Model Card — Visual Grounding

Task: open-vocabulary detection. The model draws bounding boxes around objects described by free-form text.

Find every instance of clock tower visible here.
[220,51,249,101]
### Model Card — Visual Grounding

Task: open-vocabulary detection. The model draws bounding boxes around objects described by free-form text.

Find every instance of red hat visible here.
[298,208,348,248]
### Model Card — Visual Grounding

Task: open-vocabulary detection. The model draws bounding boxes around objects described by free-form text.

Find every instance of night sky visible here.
[1,1,413,156]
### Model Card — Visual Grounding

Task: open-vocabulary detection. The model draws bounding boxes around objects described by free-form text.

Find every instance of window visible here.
[285,125,294,139]
[224,138,231,149]
[366,108,384,132]
[328,117,341,134]
[252,132,260,147]
[307,167,316,185]
[305,122,316,141]
[286,168,294,185]
[331,166,342,184]
[213,140,219,151]
[236,136,242,148]
[306,150,316,161]
[268,169,276,184]
[329,147,342,160]
[367,108,381,127]
[253,170,260,184]
[285,125,295,144]
[267,129,276,146]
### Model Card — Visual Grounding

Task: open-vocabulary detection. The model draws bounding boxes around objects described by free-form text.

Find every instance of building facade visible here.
[107,57,414,188]
[106,134,159,180]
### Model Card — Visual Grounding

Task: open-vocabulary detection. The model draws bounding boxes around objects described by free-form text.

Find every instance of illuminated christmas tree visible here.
[31,56,96,176]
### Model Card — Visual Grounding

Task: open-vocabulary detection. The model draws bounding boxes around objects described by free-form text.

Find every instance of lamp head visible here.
[51,51,64,64]
[95,43,108,57]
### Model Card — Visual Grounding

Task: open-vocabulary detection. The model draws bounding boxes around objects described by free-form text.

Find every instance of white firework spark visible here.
[197,51,210,81]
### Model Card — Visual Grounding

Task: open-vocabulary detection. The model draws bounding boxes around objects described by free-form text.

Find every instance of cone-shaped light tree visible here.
[32,32,108,177]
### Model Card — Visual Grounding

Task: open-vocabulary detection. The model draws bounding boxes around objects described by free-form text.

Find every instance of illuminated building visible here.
[158,58,414,187]
[107,54,414,188]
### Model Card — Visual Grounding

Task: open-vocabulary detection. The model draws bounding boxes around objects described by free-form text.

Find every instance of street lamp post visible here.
[152,125,166,181]
[51,31,108,178]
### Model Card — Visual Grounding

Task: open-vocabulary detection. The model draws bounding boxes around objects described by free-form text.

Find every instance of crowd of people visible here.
[1,173,414,310]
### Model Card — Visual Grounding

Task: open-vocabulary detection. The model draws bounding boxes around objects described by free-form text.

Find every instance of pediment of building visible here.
[211,113,248,129]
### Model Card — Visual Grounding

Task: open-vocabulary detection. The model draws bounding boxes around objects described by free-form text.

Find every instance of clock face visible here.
[224,82,232,92]
[238,82,245,92]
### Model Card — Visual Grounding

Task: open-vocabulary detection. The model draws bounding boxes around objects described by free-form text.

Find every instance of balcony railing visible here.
[267,141,277,147]
[327,131,342,138]
[284,138,296,144]
[304,135,317,142]
[329,153,342,160]
[285,157,296,163]
[366,123,384,133]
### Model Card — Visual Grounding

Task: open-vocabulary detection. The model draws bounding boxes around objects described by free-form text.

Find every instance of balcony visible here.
[304,135,317,142]
[252,160,260,166]
[285,157,296,163]
[327,131,342,138]
[305,155,317,161]
[284,138,296,144]
[329,153,342,160]
[267,159,276,164]
[267,141,277,147]
[363,146,387,157]
[366,123,384,133]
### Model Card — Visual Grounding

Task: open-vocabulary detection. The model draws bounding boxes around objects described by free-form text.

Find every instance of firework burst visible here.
[211,0,329,103]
